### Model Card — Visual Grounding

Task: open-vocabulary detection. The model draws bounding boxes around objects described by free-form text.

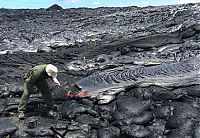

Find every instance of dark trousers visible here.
[18,80,53,113]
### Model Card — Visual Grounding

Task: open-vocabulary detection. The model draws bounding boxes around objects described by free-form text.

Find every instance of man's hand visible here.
[52,78,61,86]
[55,81,61,86]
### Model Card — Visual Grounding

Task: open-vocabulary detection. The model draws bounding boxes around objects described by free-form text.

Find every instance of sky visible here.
[0,0,200,9]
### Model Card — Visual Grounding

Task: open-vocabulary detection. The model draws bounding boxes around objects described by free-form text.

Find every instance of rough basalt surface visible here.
[1,2,200,138]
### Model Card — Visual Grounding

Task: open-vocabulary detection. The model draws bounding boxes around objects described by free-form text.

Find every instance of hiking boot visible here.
[18,112,25,120]
[47,109,55,119]
[44,106,57,118]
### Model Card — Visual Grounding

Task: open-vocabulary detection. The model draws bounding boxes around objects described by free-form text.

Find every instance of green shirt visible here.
[26,64,50,83]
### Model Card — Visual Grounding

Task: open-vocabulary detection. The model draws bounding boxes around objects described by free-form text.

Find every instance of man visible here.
[18,64,61,119]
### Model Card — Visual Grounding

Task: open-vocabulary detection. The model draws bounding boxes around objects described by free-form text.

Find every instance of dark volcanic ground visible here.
[1,3,200,138]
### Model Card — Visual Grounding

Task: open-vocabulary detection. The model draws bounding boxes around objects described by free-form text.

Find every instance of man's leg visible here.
[18,82,34,119]
[36,80,54,109]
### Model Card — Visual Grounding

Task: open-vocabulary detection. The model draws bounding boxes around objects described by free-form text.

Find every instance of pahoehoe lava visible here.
[76,55,200,103]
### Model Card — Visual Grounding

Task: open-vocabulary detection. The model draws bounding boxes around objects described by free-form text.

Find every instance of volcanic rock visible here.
[1,2,200,138]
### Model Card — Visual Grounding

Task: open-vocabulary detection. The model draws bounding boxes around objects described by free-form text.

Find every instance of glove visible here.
[55,82,61,86]
[52,77,61,86]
